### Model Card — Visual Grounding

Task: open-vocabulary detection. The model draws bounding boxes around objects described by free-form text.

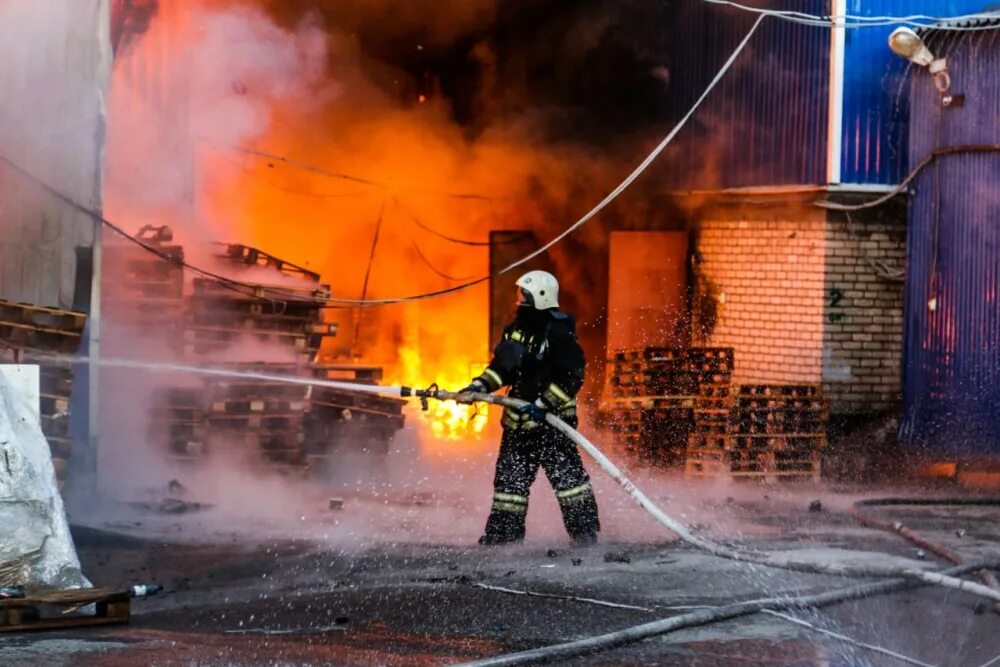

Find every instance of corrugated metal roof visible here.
[839,0,998,186]
[663,0,830,190]
[0,1,112,309]
[900,23,1000,455]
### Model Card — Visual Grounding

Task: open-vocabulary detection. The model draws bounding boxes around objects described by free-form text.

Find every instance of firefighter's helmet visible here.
[516,270,559,310]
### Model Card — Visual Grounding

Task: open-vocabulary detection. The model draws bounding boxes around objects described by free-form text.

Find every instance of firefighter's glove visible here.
[457,379,486,396]
[518,399,548,423]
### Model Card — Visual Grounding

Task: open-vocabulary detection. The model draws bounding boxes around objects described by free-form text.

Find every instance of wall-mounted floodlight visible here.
[888,27,952,95]
[889,27,935,66]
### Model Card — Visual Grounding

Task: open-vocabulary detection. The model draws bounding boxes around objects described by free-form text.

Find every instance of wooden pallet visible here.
[39,393,70,415]
[206,381,310,401]
[191,277,331,302]
[601,396,697,410]
[310,387,406,415]
[208,398,309,415]
[729,434,828,450]
[687,433,731,450]
[0,300,86,332]
[0,320,83,354]
[739,384,820,398]
[188,293,322,318]
[685,452,822,482]
[312,364,384,384]
[46,436,73,459]
[0,587,130,632]
[216,243,322,283]
[207,414,305,431]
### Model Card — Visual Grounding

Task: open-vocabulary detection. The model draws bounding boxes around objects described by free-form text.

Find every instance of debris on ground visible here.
[603,551,631,564]
[809,499,823,512]
[328,498,345,511]
[167,479,188,496]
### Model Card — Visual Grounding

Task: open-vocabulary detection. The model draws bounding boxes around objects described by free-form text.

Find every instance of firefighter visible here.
[460,270,600,546]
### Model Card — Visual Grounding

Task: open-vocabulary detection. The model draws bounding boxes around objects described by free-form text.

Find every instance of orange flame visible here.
[392,345,489,441]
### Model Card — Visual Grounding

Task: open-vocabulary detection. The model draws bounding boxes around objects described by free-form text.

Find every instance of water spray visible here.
[54,355,999,583]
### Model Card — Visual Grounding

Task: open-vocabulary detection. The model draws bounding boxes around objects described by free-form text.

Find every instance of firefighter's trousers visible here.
[483,420,601,542]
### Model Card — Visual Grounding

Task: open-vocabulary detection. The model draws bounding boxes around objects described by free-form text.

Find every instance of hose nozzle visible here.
[400,383,441,411]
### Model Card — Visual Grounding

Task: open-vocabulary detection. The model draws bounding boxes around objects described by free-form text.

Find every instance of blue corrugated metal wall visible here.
[901,26,1000,455]
[663,0,830,190]
[840,0,995,184]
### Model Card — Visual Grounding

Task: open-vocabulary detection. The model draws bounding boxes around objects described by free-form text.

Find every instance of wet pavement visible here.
[2,480,999,666]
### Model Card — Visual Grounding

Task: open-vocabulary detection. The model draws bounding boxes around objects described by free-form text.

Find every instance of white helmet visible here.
[516,270,559,310]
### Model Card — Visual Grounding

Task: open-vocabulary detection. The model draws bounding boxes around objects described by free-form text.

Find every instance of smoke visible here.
[98,0,698,513]
[105,0,334,244]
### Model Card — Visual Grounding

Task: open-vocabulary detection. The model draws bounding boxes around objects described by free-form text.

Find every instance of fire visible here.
[392,345,489,442]
[105,0,601,462]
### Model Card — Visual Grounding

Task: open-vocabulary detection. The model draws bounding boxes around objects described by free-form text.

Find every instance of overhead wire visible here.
[814,145,1000,212]
[699,1,1000,30]
[351,198,387,343]
[215,153,370,199]
[407,234,476,282]
[281,12,768,306]
[0,152,294,310]
[204,138,497,201]
[0,12,768,310]
[392,196,529,247]
[2,13,766,309]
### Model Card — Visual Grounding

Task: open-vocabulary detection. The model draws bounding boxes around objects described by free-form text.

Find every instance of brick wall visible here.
[690,201,906,415]
[821,214,906,414]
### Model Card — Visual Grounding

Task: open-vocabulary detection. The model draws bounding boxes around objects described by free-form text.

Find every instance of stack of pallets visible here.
[37,362,76,488]
[686,383,828,482]
[600,347,734,466]
[150,387,208,461]
[216,243,321,282]
[151,363,315,469]
[0,300,86,355]
[0,300,87,491]
[102,227,185,341]
[731,384,828,481]
[684,349,736,471]
[205,362,311,467]
[304,364,406,467]
[185,278,336,361]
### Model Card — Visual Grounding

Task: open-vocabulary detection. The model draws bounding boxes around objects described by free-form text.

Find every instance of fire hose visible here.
[401,386,1000,589]
[23,355,997,664]
[398,388,1000,665]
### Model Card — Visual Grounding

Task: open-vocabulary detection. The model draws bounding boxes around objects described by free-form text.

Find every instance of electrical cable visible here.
[216,153,370,199]
[407,234,476,282]
[843,211,906,282]
[815,145,1000,212]
[699,1,1000,30]
[0,16,766,309]
[454,560,1000,667]
[204,138,497,201]
[0,152,296,309]
[392,197,529,247]
[290,13,767,306]
[351,199,387,344]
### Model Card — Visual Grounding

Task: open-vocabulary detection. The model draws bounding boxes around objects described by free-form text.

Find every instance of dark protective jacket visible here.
[473,307,586,430]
